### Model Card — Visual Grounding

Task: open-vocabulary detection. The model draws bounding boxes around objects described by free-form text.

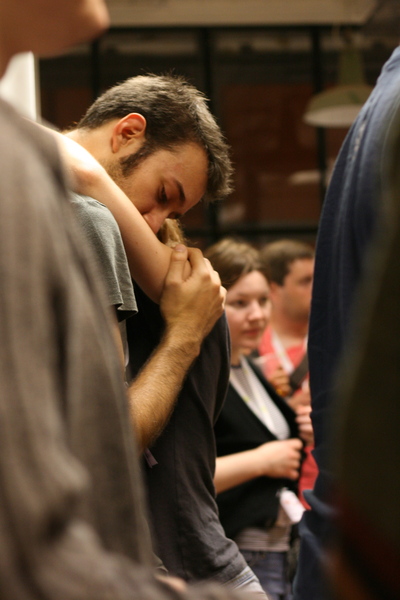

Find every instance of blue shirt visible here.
[294,46,400,600]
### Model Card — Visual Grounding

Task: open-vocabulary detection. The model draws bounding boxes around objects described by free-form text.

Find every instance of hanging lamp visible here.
[303,42,373,128]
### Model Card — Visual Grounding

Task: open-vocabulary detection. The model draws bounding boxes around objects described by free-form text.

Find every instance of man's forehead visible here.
[289,257,314,272]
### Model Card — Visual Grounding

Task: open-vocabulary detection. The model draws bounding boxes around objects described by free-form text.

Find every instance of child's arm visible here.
[48,128,184,303]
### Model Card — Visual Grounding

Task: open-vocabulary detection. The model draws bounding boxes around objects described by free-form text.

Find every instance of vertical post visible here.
[310,27,327,204]
[0,53,39,120]
[199,27,220,244]
[91,39,101,101]
[199,27,214,112]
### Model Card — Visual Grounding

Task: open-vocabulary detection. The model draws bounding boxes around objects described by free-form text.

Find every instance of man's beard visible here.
[288,306,310,324]
[104,140,155,185]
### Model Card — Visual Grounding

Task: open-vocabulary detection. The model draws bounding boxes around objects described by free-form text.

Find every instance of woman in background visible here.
[206,238,310,600]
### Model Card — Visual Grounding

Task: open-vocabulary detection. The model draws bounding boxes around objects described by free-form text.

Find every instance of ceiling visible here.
[105,0,378,28]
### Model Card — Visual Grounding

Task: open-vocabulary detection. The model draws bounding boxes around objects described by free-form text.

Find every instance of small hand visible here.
[287,387,311,410]
[268,365,291,397]
[255,438,302,480]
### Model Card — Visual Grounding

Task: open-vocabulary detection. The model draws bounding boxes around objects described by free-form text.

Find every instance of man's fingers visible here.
[188,248,222,282]
[186,246,204,270]
[203,257,212,271]
[162,245,225,338]
[165,244,188,282]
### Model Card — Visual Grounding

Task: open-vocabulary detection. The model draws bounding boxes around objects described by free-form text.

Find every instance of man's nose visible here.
[144,209,169,234]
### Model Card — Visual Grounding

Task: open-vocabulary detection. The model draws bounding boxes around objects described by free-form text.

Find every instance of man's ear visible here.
[111,113,147,153]
[268,281,281,301]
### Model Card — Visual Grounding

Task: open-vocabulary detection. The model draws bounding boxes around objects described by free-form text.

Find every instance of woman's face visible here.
[225,270,270,364]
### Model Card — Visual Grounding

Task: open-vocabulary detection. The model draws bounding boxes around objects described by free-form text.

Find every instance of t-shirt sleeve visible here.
[70,193,137,322]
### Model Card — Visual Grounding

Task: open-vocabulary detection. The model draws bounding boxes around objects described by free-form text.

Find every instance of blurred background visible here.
[37,0,400,248]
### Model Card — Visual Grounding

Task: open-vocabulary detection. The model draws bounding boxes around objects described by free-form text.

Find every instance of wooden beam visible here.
[106,0,377,28]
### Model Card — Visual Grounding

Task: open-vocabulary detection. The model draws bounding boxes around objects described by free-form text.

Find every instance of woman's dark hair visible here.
[204,238,262,290]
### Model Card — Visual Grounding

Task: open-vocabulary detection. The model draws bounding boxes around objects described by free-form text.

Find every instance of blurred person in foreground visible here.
[0,1,261,599]
[329,103,400,599]
[293,40,400,600]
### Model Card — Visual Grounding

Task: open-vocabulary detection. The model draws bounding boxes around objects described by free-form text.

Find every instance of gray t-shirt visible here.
[70,193,137,322]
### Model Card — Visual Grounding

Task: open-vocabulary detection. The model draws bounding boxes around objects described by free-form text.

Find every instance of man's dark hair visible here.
[76,73,233,203]
[260,239,315,285]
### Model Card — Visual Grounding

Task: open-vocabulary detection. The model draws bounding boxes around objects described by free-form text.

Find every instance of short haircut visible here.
[76,73,233,203]
[204,238,262,290]
[260,239,315,286]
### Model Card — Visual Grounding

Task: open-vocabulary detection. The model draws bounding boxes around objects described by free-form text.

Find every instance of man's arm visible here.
[53,130,226,451]
[129,245,226,451]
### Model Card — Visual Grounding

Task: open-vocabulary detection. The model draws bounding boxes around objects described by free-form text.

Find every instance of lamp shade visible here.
[303,83,372,127]
[304,45,373,128]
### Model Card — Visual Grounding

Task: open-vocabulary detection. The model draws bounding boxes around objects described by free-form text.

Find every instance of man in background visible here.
[258,239,314,410]
[257,239,316,508]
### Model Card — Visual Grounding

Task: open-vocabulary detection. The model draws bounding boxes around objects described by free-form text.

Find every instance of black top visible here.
[127,285,249,584]
[214,359,299,539]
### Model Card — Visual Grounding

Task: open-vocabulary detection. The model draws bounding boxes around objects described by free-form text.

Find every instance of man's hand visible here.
[160,245,226,355]
[129,245,226,452]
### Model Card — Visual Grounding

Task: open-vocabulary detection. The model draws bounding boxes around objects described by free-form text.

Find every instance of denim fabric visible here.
[241,550,292,600]
[224,564,269,599]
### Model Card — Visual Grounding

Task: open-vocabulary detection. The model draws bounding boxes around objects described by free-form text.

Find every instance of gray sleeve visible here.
[71,193,137,321]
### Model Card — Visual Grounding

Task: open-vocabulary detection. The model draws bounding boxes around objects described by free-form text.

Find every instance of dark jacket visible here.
[214,358,299,539]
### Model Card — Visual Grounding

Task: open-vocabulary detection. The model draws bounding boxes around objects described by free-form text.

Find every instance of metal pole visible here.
[91,39,101,100]
[0,53,39,120]
[198,28,220,244]
[310,26,328,204]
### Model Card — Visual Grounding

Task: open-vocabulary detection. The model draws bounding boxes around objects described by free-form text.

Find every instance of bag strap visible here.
[288,353,309,392]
